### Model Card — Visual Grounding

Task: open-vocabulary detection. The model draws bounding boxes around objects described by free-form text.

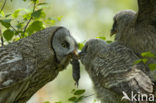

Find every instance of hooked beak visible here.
[78,51,86,58]
[110,28,117,36]
[110,21,117,36]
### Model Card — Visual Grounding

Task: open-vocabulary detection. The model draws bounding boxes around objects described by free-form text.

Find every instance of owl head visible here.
[80,39,107,65]
[110,10,136,37]
[32,26,78,71]
[52,27,78,65]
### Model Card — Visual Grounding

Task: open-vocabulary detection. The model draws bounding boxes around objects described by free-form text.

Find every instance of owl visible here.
[80,39,153,103]
[0,26,78,103]
[110,0,156,60]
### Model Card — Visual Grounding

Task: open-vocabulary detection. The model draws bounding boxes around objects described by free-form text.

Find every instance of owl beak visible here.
[110,22,117,36]
[110,29,117,36]
[79,51,86,58]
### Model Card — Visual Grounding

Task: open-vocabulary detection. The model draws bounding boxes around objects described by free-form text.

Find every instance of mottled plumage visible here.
[111,0,156,61]
[0,26,77,103]
[80,39,153,103]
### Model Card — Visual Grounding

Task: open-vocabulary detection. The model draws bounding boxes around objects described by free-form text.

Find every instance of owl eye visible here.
[61,41,69,48]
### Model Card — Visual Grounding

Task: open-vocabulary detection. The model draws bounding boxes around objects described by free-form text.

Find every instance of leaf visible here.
[32,9,43,18]
[142,58,148,63]
[93,99,97,103]
[68,96,77,101]
[5,14,11,18]
[57,16,63,21]
[45,19,56,25]
[55,101,62,103]
[15,30,23,35]
[0,11,5,17]
[23,13,31,20]
[38,3,48,5]
[76,96,84,102]
[134,58,148,64]
[96,36,106,40]
[149,63,156,71]
[134,59,142,64]
[12,9,21,18]
[78,43,84,50]
[141,52,156,58]
[106,40,112,44]
[31,0,39,3]
[0,19,12,28]
[43,102,50,103]
[3,29,14,41]
[74,89,85,95]
[27,20,44,34]
[71,89,76,93]
[16,22,24,29]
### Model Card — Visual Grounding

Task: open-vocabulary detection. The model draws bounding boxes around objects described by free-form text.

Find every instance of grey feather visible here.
[0,26,77,103]
[80,39,153,103]
[110,0,156,65]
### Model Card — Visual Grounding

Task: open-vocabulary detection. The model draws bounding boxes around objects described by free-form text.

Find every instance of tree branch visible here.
[23,1,36,36]
[0,0,7,47]
[1,0,7,11]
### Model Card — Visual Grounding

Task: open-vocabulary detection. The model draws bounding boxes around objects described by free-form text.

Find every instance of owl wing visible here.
[92,45,153,94]
[0,47,34,89]
[136,0,156,25]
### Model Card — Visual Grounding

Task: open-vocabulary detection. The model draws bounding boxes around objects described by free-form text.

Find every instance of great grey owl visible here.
[80,39,153,103]
[0,26,78,103]
[110,0,156,60]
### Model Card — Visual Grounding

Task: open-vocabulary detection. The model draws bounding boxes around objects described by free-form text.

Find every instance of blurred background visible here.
[0,0,137,103]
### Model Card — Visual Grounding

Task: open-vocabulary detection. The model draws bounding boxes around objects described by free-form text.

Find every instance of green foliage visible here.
[96,36,106,40]
[0,19,12,28]
[43,89,87,103]
[134,58,148,64]
[43,102,50,103]
[54,101,62,103]
[96,36,112,44]
[12,9,22,18]
[106,40,112,44]
[68,89,85,103]
[73,89,85,95]
[38,3,48,6]
[0,11,5,17]
[3,29,14,41]
[78,40,86,50]
[32,9,44,18]
[78,43,84,50]
[148,64,156,71]
[134,51,156,71]
[141,51,156,58]
[27,20,44,35]
[0,0,62,44]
